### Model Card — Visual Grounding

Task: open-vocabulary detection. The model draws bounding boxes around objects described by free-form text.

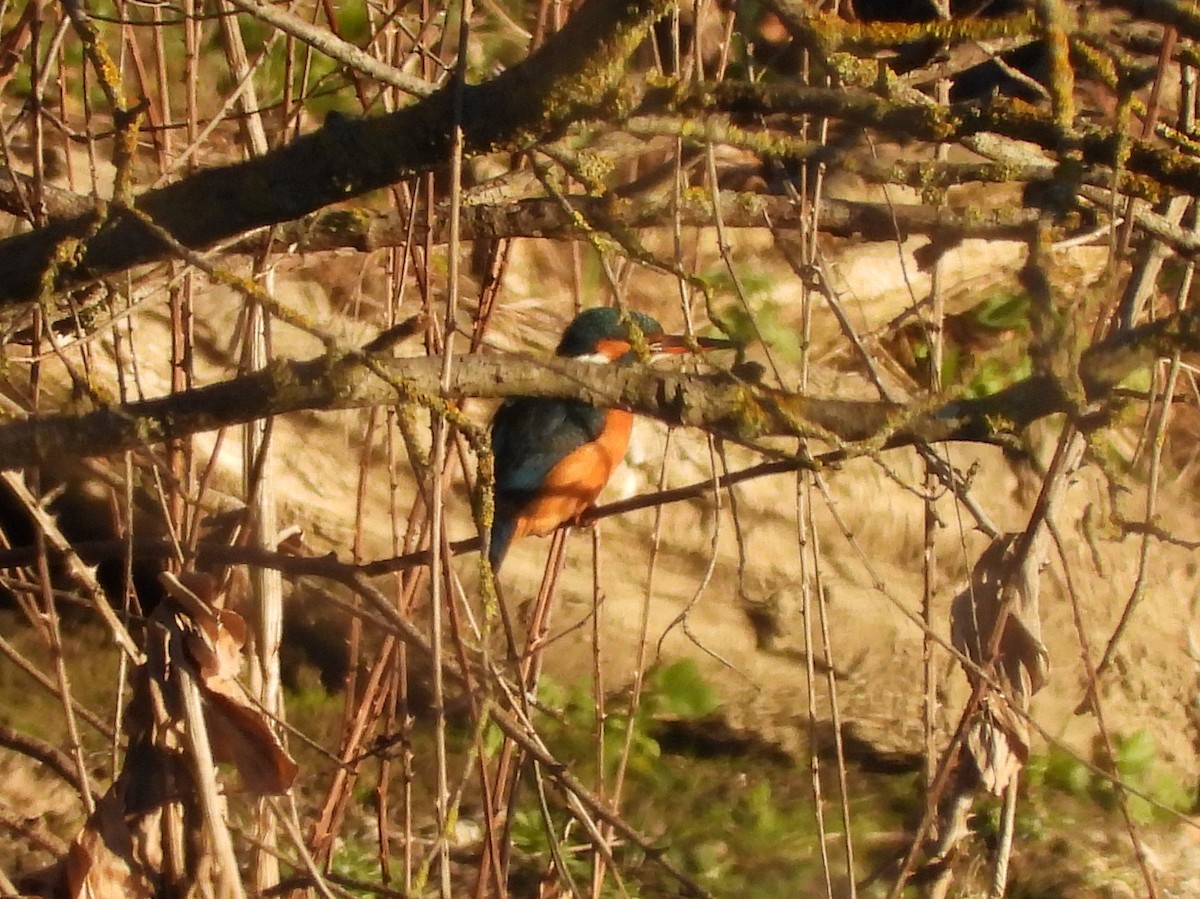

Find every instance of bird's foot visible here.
[573,505,599,528]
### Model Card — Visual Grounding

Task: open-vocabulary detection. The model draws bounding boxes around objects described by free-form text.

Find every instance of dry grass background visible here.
[3,1,1200,897]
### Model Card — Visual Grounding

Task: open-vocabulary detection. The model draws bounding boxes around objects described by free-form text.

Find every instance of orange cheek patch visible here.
[512,410,634,539]
[594,337,632,360]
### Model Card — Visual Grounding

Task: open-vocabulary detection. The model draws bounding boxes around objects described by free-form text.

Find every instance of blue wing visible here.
[487,397,605,568]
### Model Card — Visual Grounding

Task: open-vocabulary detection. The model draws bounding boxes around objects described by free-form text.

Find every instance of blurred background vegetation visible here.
[3,2,1200,898]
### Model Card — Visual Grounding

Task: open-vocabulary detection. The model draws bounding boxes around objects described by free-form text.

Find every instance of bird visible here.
[487,307,734,571]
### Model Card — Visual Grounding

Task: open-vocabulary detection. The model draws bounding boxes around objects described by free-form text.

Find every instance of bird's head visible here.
[554,307,736,362]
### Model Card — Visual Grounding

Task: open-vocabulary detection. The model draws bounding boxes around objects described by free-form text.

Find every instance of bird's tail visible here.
[487,515,516,572]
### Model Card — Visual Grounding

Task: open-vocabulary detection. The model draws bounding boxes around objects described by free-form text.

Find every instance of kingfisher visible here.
[487,307,735,571]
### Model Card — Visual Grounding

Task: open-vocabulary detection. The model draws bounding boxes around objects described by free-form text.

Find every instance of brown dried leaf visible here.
[949,532,1049,796]
[184,605,247,684]
[158,571,298,794]
[950,532,1050,698]
[62,794,157,899]
[966,696,1030,795]
[193,608,296,793]
[203,685,298,795]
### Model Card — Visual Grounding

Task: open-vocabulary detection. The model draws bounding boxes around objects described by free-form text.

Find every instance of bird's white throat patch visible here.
[573,350,677,364]
[573,352,613,364]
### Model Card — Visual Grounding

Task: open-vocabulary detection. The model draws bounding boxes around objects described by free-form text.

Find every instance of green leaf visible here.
[651,659,719,720]
[1043,746,1091,796]
[973,291,1031,330]
[1114,729,1157,781]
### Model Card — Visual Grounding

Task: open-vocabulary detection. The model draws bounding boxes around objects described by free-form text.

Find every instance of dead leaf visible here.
[966,696,1029,795]
[951,532,1050,699]
[160,571,298,794]
[948,531,1050,796]
[203,687,299,795]
[61,792,158,899]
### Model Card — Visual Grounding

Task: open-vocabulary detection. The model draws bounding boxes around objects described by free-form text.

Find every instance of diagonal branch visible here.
[225,0,437,99]
[0,0,670,306]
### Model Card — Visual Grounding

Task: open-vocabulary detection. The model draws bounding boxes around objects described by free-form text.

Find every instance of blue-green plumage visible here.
[488,309,662,569]
[554,308,661,359]
[487,307,733,571]
[488,397,606,568]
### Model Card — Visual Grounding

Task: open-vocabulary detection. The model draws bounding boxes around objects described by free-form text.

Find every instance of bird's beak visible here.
[649,333,740,355]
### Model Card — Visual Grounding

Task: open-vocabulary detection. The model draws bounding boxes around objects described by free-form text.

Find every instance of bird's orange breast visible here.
[511,409,634,540]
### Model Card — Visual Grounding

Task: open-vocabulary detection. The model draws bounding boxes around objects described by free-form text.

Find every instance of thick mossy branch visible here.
[0,3,1188,304]
[823,10,1036,51]
[239,192,1043,254]
[1099,0,1200,43]
[774,3,1036,54]
[672,83,1199,199]
[1,309,1195,471]
[0,0,670,306]
[758,0,1034,69]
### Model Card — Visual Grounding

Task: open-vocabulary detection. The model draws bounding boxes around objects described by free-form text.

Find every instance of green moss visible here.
[823,10,1036,51]
[572,150,615,192]
[506,666,912,897]
[1027,732,1197,826]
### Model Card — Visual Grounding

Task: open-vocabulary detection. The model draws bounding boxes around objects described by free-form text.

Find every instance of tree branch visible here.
[762,2,1036,55]
[2,307,1196,470]
[1099,0,1200,44]
[225,0,436,99]
[237,191,1045,255]
[0,0,670,306]
[0,2,1186,306]
[675,82,1194,202]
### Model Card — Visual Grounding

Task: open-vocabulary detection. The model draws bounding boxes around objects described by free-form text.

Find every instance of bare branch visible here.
[0,0,671,306]
[242,192,1045,255]
[225,0,437,99]
[2,306,1197,470]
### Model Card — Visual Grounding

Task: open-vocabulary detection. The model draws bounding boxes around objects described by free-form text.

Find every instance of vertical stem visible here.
[589,527,607,898]
[178,649,247,899]
[922,3,951,871]
[798,493,834,897]
[245,269,284,892]
[1034,0,1074,134]
[430,4,472,896]
[215,7,281,889]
